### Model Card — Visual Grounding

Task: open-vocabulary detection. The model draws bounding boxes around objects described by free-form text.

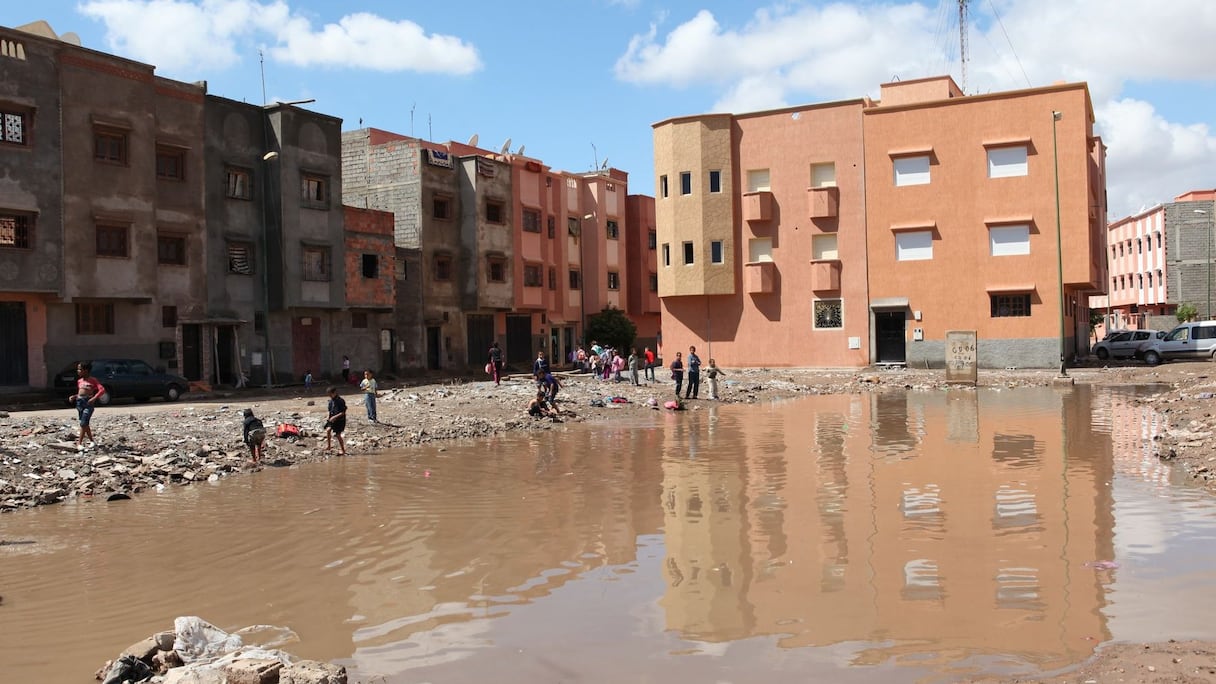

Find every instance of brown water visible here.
[3,386,1216,683]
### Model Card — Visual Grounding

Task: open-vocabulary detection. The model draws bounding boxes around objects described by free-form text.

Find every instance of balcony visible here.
[743,191,774,223]
[808,186,839,220]
[810,259,840,291]
[744,261,775,294]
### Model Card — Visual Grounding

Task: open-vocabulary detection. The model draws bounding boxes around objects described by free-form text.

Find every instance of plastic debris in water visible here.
[1083,560,1119,570]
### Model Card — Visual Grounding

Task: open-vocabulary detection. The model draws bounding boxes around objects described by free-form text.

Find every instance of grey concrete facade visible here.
[1164,200,1216,319]
[907,337,1069,370]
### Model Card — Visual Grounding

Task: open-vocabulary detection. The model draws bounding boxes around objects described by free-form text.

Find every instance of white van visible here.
[1138,320,1216,365]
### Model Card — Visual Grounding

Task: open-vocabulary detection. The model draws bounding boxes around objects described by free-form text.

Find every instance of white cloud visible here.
[77,0,481,76]
[615,0,1216,217]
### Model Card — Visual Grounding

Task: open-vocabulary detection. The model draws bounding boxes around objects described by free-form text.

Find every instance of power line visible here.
[988,0,1032,88]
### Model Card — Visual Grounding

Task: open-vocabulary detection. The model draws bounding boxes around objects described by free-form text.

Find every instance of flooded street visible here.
[3,385,1216,683]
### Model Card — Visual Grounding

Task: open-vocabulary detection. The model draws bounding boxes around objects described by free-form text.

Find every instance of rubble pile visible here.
[95,616,345,684]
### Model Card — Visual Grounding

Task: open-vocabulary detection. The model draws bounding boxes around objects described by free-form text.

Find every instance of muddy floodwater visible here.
[4,386,1216,683]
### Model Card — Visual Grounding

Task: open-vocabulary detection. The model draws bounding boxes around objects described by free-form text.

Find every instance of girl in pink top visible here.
[69,361,107,449]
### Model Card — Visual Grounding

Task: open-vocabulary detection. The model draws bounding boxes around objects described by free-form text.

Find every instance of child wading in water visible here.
[242,408,267,464]
[325,387,347,456]
[706,359,726,400]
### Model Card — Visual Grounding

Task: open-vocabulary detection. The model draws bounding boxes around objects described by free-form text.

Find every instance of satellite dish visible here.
[600,158,609,169]
[500,138,512,155]
[516,145,525,156]
[467,134,479,147]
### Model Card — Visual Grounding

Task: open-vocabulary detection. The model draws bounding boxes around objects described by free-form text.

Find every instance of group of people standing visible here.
[668,346,725,400]
[571,341,658,386]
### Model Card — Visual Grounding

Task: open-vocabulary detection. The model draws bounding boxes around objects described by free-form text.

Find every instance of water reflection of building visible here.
[660,389,1115,673]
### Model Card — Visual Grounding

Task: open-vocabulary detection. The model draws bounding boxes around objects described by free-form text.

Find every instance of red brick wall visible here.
[344,206,396,307]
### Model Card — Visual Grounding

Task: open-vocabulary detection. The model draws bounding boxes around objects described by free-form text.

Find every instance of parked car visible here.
[1137,321,1216,365]
[53,359,189,404]
[1091,329,1165,360]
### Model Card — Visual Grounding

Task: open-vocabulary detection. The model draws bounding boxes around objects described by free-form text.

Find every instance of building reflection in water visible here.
[659,387,1116,674]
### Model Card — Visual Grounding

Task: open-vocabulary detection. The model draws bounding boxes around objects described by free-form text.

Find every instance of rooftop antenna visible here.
[500,137,512,155]
[467,133,479,147]
[601,158,609,170]
[958,0,969,93]
[410,103,415,137]
[428,114,432,142]
[591,142,599,171]
[516,144,525,156]
[258,49,267,105]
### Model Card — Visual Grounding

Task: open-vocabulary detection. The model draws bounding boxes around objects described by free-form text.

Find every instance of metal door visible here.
[291,317,321,380]
[874,311,907,363]
[0,302,28,385]
[426,326,441,370]
[505,315,532,370]
[465,314,494,368]
[181,324,202,380]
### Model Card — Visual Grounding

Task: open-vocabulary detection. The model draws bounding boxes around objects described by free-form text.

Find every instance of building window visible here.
[893,155,931,186]
[990,294,1032,317]
[711,240,723,264]
[157,234,187,265]
[709,170,721,193]
[2,109,28,145]
[301,173,329,208]
[486,200,505,224]
[811,162,837,188]
[0,213,32,249]
[155,145,185,181]
[361,253,378,278]
[547,215,556,238]
[351,312,369,328]
[660,175,668,198]
[227,241,253,275]
[813,299,843,329]
[607,271,620,290]
[93,127,127,164]
[523,208,541,233]
[749,237,773,262]
[433,195,452,220]
[812,234,838,260]
[662,243,671,267]
[488,256,507,283]
[548,266,556,290]
[302,246,331,281]
[606,219,619,239]
[680,171,692,195]
[434,253,452,281]
[648,230,656,250]
[895,231,934,261]
[989,225,1031,256]
[568,216,579,236]
[746,169,771,192]
[76,303,115,335]
[524,263,542,287]
[225,167,251,199]
[162,305,177,328]
[569,269,581,290]
[254,312,266,333]
[649,272,658,292]
[95,223,129,258]
[987,145,1028,178]
[683,241,694,265]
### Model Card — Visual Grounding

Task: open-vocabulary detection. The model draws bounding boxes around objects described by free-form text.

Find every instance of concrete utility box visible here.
[945,330,978,385]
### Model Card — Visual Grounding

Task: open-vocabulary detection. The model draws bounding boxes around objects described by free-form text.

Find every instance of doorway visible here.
[465,314,494,368]
[0,302,28,385]
[505,315,532,370]
[874,311,907,364]
[216,326,237,386]
[291,317,321,380]
[426,326,441,370]
[181,324,202,381]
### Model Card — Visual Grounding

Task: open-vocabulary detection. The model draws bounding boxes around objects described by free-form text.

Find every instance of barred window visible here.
[76,303,115,335]
[548,266,556,290]
[301,173,328,208]
[434,254,452,281]
[648,230,656,250]
[96,223,129,258]
[225,167,251,199]
[523,209,541,233]
[162,305,177,328]
[94,127,127,164]
[488,256,507,283]
[486,200,505,224]
[302,246,331,281]
[547,215,556,239]
[0,214,32,248]
[568,216,579,236]
[524,264,542,287]
[227,241,253,275]
[569,269,581,290]
[157,234,187,265]
[156,145,185,181]
[606,220,620,239]
[607,271,620,290]
[814,299,843,329]
[2,110,27,145]
[351,312,369,328]
[990,294,1031,318]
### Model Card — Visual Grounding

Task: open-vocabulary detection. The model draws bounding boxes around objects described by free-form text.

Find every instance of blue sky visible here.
[12,0,1216,218]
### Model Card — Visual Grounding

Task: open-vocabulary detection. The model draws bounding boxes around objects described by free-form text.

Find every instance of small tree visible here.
[1089,310,1105,339]
[585,306,637,353]
[1177,302,1198,323]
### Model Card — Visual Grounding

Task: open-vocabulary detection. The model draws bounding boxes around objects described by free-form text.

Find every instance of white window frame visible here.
[748,237,773,263]
[989,224,1031,256]
[987,145,1028,178]
[709,170,722,194]
[710,240,724,264]
[811,162,836,188]
[893,155,930,187]
[895,231,933,261]
[812,234,838,260]
[682,241,694,265]
[746,169,770,192]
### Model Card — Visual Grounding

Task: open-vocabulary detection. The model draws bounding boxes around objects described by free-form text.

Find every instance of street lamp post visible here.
[1052,110,1067,377]
[1196,209,1211,320]
[260,150,279,387]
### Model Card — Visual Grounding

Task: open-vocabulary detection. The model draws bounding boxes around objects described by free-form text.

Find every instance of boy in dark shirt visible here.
[242,408,267,464]
[325,387,347,456]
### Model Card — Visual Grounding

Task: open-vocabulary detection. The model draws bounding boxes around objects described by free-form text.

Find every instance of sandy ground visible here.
[4,360,1216,682]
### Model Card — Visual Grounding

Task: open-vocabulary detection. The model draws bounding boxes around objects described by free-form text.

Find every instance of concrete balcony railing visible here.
[810,259,841,291]
[808,186,839,220]
[743,191,774,224]
[744,261,775,294]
